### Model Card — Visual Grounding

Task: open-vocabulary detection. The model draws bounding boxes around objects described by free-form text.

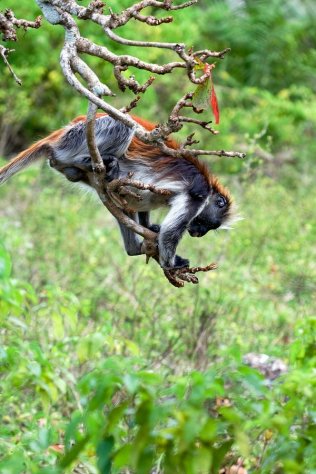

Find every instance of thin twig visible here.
[0,45,21,85]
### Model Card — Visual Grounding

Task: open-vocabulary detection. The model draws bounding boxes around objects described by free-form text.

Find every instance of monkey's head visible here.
[188,179,234,237]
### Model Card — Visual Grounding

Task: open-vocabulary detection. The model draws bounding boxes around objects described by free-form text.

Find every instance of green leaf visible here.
[106,401,129,433]
[136,447,155,474]
[52,311,65,339]
[59,436,89,468]
[192,80,210,111]
[211,439,233,473]
[97,436,114,474]
[192,446,212,474]
[235,430,250,457]
[123,373,140,394]
[113,444,133,469]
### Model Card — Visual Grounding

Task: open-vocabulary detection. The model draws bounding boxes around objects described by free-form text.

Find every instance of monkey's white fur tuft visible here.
[220,202,243,230]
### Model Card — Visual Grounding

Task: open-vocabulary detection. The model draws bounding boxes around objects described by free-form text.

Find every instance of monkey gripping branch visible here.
[0,0,245,288]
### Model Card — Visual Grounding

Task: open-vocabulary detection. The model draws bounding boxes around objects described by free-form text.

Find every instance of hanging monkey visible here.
[0,114,234,269]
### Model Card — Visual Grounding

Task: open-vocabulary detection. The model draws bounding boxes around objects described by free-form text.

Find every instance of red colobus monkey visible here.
[0,114,233,269]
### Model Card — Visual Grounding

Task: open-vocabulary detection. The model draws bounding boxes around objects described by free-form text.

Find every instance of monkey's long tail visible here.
[0,130,61,185]
[0,137,53,185]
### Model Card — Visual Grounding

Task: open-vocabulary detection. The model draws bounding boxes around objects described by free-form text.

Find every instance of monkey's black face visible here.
[188,193,229,237]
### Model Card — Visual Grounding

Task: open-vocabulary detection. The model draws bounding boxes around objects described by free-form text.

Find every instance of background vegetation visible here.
[0,0,315,472]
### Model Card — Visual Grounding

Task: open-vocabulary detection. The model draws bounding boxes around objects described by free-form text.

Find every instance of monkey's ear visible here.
[188,174,210,201]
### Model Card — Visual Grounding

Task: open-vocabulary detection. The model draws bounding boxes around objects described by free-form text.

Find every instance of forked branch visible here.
[0,9,42,84]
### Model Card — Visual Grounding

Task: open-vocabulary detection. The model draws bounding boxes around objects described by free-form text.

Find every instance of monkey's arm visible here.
[137,211,188,268]
[50,115,134,183]
[158,194,203,269]
[138,211,160,233]
[52,153,120,184]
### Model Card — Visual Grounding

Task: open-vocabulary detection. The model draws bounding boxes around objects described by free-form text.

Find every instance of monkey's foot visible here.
[62,167,85,182]
[148,223,161,233]
[102,155,120,182]
[163,262,218,288]
[174,255,190,269]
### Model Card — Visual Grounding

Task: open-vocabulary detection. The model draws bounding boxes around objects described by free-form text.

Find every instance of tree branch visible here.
[0,9,42,85]
[0,45,21,85]
[0,9,41,42]
[25,0,244,286]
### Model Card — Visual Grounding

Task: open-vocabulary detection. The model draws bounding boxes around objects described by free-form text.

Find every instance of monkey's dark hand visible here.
[102,154,120,182]
[174,255,190,269]
[62,167,85,183]
[148,223,161,233]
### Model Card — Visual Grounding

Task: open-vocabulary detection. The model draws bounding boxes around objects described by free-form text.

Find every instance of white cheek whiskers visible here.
[220,203,243,230]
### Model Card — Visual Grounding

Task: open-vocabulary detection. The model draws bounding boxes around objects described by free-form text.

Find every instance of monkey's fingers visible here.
[163,262,217,287]
[119,188,143,201]
[163,269,185,288]
[177,272,199,284]
[107,190,134,212]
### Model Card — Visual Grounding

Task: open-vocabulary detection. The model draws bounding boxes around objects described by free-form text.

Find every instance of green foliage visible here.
[1,256,315,474]
[0,165,315,472]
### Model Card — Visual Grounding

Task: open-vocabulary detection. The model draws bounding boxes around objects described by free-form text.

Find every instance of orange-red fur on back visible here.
[128,116,231,205]
[71,113,231,204]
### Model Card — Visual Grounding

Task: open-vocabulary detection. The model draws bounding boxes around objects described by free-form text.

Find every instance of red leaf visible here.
[210,82,220,124]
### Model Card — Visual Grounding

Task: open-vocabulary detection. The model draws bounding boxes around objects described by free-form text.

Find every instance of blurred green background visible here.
[0,0,315,472]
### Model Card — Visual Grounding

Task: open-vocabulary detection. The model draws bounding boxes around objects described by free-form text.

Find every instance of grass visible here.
[1,160,315,367]
[0,159,315,473]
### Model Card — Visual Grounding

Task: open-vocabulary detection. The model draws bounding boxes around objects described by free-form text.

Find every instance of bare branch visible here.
[114,64,155,93]
[86,102,105,174]
[0,9,41,42]
[157,140,246,159]
[84,105,158,242]
[121,95,142,113]
[108,0,198,28]
[105,26,186,51]
[193,47,231,61]
[77,1,105,19]
[132,12,173,26]
[0,45,21,85]
[181,132,200,148]
[77,37,185,74]
[107,172,172,199]
[188,149,246,158]
[0,9,42,85]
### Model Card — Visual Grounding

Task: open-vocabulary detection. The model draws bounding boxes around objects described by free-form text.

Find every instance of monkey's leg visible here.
[49,149,86,182]
[117,212,143,256]
[138,212,161,233]
[138,211,149,228]
[137,212,185,265]
[102,154,120,182]
[69,154,119,182]
[50,153,119,184]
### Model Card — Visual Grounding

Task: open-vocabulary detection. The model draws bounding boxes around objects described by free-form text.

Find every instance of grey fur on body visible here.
[50,115,213,268]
